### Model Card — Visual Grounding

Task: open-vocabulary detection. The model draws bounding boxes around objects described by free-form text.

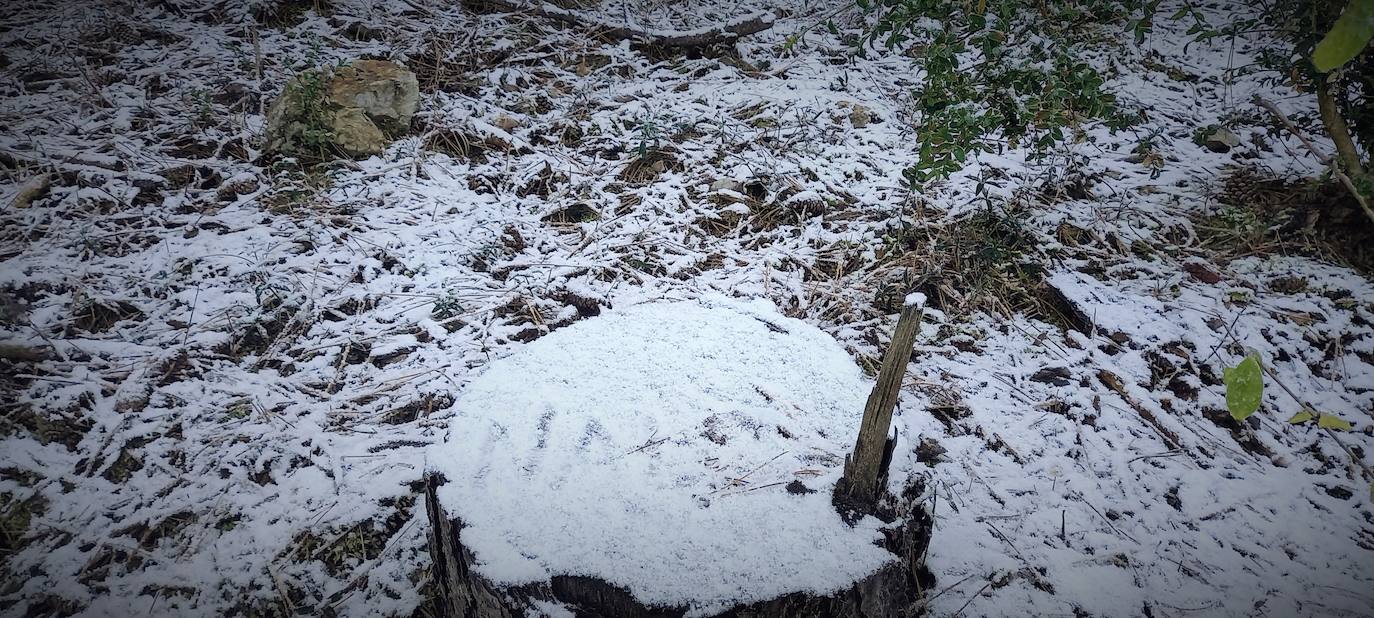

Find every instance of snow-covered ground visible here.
[1,0,1372,616]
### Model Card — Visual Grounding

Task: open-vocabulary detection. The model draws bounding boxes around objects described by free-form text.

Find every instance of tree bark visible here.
[424,473,933,617]
[1316,80,1365,178]
[423,474,522,618]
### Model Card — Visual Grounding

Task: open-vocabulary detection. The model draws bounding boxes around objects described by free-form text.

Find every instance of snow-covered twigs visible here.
[476,0,775,47]
[1259,360,1374,488]
[1096,369,1184,450]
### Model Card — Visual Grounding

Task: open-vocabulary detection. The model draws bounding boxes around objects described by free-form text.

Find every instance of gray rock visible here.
[709,178,744,193]
[1204,127,1241,153]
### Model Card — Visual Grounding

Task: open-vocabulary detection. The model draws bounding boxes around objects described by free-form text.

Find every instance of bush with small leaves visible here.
[855,0,1142,188]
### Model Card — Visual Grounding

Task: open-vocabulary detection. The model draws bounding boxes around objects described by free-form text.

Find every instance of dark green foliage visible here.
[856,0,1142,188]
[289,70,337,160]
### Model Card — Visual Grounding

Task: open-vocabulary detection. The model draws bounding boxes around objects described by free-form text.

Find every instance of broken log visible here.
[0,343,50,362]
[422,299,934,617]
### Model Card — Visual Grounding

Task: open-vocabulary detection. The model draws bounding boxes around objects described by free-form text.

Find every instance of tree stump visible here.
[422,299,934,617]
[425,473,932,617]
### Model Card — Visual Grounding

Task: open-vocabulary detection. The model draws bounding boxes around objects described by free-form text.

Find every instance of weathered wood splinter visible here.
[834,298,925,516]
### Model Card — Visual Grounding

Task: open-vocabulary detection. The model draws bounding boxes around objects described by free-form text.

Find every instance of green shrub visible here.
[856,0,1142,188]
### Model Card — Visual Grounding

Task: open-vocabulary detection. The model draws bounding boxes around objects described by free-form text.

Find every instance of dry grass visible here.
[866,208,1057,322]
[1,492,46,563]
[1198,168,1374,275]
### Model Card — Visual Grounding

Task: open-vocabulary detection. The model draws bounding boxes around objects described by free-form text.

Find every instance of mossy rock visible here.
[265,59,419,159]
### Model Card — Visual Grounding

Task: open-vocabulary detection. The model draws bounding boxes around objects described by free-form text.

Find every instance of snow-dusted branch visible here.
[477,0,776,47]
[1254,95,1374,226]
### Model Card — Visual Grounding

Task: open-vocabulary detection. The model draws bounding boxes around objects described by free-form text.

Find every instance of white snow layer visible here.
[427,297,895,613]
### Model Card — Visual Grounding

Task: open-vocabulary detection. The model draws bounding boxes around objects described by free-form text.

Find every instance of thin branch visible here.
[1253,96,1374,226]
[478,0,776,47]
[1258,362,1374,484]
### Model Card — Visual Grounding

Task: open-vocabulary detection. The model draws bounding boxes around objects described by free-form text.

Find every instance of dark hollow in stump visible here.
[425,473,934,617]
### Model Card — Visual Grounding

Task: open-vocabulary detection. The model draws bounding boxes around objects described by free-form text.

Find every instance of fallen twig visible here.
[1097,369,1183,450]
[952,577,996,617]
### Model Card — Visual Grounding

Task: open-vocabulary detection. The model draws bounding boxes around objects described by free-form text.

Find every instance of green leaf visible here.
[1223,355,1263,422]
[1317,413,1354,431]
[1288,409,1316,424]
[1313,0,1374,72]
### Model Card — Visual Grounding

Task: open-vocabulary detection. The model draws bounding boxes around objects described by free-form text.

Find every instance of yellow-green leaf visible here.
[1318,414,1354,431]
[1313,0,1374,72]
[1288,410,1316,424]
[1223,355,1263,422]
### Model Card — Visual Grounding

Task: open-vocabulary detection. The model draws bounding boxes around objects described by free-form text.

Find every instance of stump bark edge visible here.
[424,474,934,618]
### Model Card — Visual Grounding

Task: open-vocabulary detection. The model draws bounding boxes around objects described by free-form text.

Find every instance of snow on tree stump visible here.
[424,298,933,617]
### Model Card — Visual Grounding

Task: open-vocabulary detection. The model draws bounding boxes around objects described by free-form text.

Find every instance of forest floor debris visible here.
[1,0,1372,616]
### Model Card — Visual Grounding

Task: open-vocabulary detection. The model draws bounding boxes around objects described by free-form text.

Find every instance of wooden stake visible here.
[836,300,924,513]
